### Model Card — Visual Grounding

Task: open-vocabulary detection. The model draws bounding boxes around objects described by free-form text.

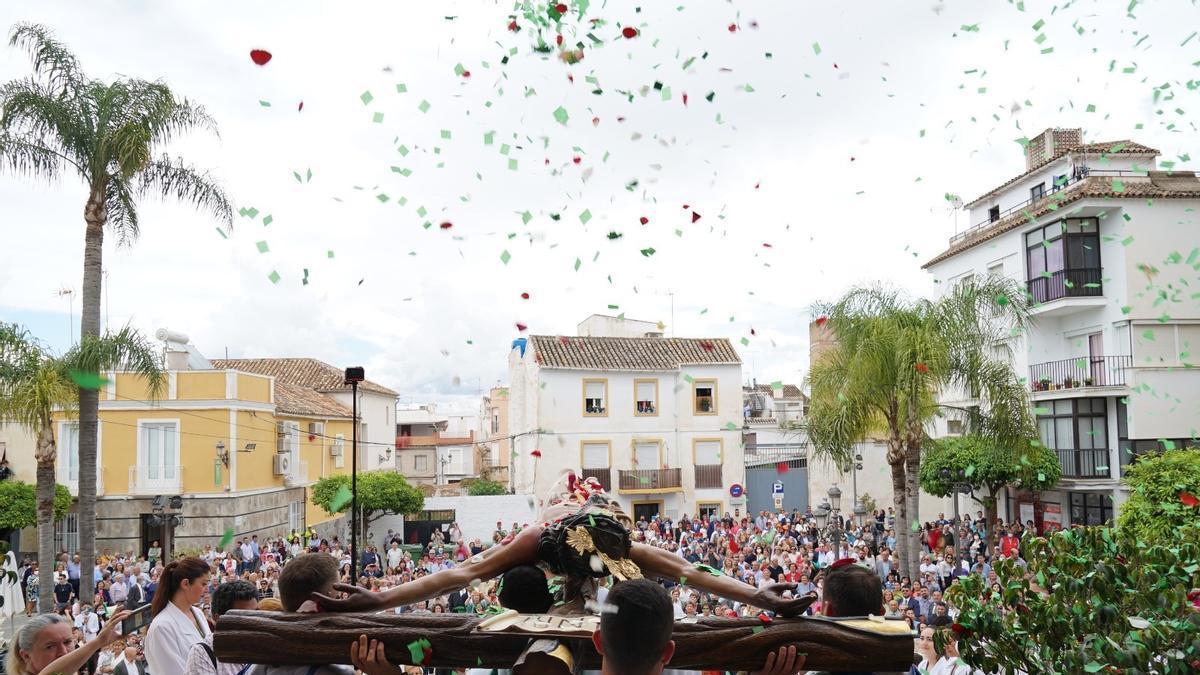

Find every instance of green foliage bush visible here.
[0,481,71,530]
[1118,448,1200,544]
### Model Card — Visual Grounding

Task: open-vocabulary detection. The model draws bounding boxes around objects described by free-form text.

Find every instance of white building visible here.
[924,127,1200,530]
[508,315,744,523]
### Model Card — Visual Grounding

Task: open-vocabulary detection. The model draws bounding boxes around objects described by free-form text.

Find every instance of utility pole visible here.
[344,367,365,586]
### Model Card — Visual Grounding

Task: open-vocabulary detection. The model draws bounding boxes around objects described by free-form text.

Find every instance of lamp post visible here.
[814,484,846,557]
[345,366,365,586]
[939,467,970,525]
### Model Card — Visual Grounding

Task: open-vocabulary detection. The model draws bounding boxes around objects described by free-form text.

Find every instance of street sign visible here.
[729,483,744,498]
[772,481,785,496]
[773,496,784,510]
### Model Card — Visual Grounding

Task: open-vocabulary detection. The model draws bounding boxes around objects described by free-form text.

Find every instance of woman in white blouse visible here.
[145,557,212,675]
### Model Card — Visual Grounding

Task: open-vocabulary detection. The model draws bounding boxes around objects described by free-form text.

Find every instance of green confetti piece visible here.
[441,129,452,139]
[220,527,235,549]
[740,337,750,346]
[1112,180,1126,193]
[330,485,354,511]
[372,112,384,123]
[812,42,821,55]
[258,100,271,107]
[770,380,783,390]
[454,63,466,76]
[268,270,281,284]
[508,158,518,171]
[553,105,569,125]
[995,293,1009,306]
[215,227,228,239]
[327,250,335,259]
[396,83,407,93]
[500,250,512,265]
[418,99,431,113]
[725,422,738,431]
[256,241,269,253]
[752,626,766,634]
[521,211,533,225]
[360,90,374,105]
[70,371,110,390]
[640,247,656,257]
[262,215,273,227]
[579,209,592,224]
[484,131,495,145]
[574,257,582,271]
[965,464,976,477]
[912,520,921,533]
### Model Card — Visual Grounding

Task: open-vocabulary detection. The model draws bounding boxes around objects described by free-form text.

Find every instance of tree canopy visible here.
[466,479,509,496]
[1117,447,1200,543]
[312,472,424,520]
[0,481,71,531]
[948,526,1200,674]
[920,434,1060,499]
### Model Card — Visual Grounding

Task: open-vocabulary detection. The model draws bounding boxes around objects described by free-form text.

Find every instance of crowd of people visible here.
[7,504,1045,675]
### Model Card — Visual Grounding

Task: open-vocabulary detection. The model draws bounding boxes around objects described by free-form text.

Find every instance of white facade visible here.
[508,331,744,522]
[328,389,396,471]
[927,131,1200,529]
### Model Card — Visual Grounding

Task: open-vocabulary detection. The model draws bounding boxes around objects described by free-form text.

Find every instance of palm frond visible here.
[62,326,165,399]
[0,323,76,432]
[105,176,139,245]
[0,78,88,175]
[137,155,233,226]
[0,133,63,182]
[7,23,83,96]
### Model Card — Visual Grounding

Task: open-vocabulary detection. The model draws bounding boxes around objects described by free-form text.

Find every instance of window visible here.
[491,409,500,433]
[987,262,1004,279]
[634,379,658,416]
[583,379,608,416]
[946,419,964,435]
[693,440,722,489]
[288,500,305,533]
[54,512,79,555]
[697,502,722,520]
[582,442,610,468]
[634,441,661,469]
[58,422,80,483]
[1069,492,1113,526]
[988,205,1000,222]
[1036,398,1109,477]
[139,421,180,486]
[1030,182,1045,201]
[693,380,717,415]
[333,434,345,469]
[415,454,429,472]
[693,440,721,465]
[1025,218,1101,302]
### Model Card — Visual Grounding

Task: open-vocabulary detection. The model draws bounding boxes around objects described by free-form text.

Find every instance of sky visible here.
[0,0,1197,413]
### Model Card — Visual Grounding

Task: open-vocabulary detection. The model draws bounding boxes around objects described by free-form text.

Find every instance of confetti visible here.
[915,362,929,373]
[360,90,374,105]
[256,240,269,254]
[219,527,235,549]
[531,449,542,458]
[329,485,354,511]
[622,26,638,38]
[1181,492,1199,508]
[70,371,110,390]
[553,105,570,125]
[500,250,512,265]
[812,42,822,55]
[249,49,272,66]
[267,271,281,284]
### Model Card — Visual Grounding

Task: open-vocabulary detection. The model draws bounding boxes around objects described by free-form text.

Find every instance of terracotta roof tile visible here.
[273,381,353,418]
[747,384,807,400]
[211,357,397,397]
[963,140,1160,208]
[925,172,1200,268]
[528,335,741,370]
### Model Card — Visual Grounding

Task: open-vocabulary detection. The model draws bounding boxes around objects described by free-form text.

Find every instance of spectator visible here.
[185,579,258,675]
[145,557,213,675]
[7,609,130,675]
[246,553,355,674]
[591,579,677,675]
[24,561,39,616]
[146,541,161,569]
[54,573,74,611]
[113,645,148,675]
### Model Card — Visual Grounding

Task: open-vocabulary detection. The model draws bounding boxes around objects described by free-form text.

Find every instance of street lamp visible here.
[345,366,365,586]
[939,467,970,524]
[814,485,848,558]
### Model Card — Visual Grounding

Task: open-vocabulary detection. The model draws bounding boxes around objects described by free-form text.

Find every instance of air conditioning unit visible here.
[330,443,343,457]
[273,454,292,476]
[308,422,324,437]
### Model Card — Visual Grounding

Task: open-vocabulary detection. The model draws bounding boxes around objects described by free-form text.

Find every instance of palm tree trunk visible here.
[36,426,58,612]
[886,440,908,578]
[903,441,922,578]
[77,190,107,604]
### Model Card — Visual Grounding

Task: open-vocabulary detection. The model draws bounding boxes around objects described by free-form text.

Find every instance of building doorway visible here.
[140,514,173,562]
[632,500,664,523]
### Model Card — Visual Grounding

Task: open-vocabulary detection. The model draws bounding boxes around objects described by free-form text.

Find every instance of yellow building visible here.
[51,354,393,558]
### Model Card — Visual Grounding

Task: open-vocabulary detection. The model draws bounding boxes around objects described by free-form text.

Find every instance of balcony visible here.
[618,468,683,492]
[579,467,612,492]
[694,464,723,489]
[1026,268,1107,316]
[58,469,104,497]
[1057,449,1111,479]
[128,465,183,495]
[1030,355,1131,393]
[285,460,309,487]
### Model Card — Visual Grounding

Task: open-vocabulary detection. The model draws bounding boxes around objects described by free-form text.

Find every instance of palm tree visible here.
[0,23,231,601]
[0,323,163,610]
[807,277,1034,577]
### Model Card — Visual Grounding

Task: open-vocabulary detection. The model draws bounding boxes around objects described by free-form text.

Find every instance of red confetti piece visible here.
[592,116,601,126]
[776,462,789,474]
[762,243,773,248]
[691,211,702,223]
[250,49,272,66]
[1181,491,1199,507]
[516,322,528,332]
[521,292,531,300]
[508,20,520,31]
[531,449,542,458]
[462,70,471,78]
[439,222,453,229]
[758,612,773,624]
[915,362,930,373]
[728,23,738,32]
[622,26,638,39]
[814,315,828,327]
[750,328,757,336]
[754,182,761,189]
[555,3,568,13]
[639,216,649,225]
[297,101,304,112]
[573,156,582,164]
[729,538,740,553]
[682,92,688,106]
[556,34,564,46]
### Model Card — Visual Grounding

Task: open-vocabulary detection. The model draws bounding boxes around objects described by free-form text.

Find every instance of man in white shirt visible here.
[75,604,100,642]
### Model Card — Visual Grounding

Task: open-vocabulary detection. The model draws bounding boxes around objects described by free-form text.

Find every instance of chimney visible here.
[1025,128,1082,170]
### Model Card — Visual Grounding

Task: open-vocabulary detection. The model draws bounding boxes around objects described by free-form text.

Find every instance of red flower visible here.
[915,362,930,373]
[520,292,530,300]
[555,3,568,13]
[1181,491,1199,507]
[950,623,970,637]
[639,216,649,225]
[814,315,828,327]
[439,222,453,229]
[622,26,638,38]
[250,49,272,66]
[531,449,542,458]
[515,322,528,332]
